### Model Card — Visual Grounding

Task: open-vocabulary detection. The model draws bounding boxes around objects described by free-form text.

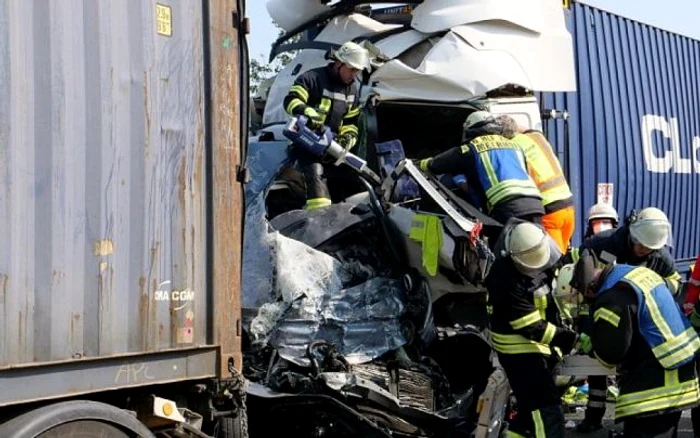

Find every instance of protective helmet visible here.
[552,263,582,320]
[505,222,552,271]
[333,41,370,71]
[629,207,671,250]
[588,202,619,223]
[554,264,576,297]
[463,111,494,131]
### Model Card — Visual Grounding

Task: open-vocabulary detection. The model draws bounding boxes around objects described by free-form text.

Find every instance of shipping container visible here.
[541,0,700,271]
[0,0,248,435]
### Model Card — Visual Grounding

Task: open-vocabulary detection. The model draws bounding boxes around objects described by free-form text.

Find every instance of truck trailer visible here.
[0,0,250,436]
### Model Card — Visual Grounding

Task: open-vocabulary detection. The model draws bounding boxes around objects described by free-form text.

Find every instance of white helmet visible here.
[333,41,370,71]
[588,202,619,223]
[552,263,582,320]
[463,111,494,131]
[554,264,576,297]
[629,207,671,250]
[505,222,553,272]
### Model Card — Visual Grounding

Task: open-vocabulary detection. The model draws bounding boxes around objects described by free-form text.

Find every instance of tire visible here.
[37,420,129,438]
[0,400,155,438]
[217,412,248,438]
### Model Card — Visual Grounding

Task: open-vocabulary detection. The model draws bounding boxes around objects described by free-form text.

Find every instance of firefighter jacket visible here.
[423,123,544,218]
[569,225,681,295]
[512,130,574,214]
[486,256,574,357]
[590,264,700,420]
[283,64,361,144]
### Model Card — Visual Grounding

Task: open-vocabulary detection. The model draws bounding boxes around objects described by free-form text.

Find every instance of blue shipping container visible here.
[542,1,700,269]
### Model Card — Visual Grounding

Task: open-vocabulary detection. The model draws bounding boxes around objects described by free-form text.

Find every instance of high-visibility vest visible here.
[463,135,541,212]
[512,132,573,207]
[597,265,700,370]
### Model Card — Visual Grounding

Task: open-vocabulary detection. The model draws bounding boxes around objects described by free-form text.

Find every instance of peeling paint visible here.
[93,240,114,256]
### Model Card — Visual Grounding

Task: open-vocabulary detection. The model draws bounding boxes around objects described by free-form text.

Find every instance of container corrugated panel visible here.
[541,1,700,264]
[0,0,209,367]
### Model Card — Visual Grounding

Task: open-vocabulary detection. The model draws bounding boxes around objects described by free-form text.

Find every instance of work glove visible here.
[303,107,324,130]
[575,333,592,354]
[337,134,356,151]
[550,328,578,355]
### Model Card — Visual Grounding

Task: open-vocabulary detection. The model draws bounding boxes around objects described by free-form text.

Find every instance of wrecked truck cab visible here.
[242,1,577,436]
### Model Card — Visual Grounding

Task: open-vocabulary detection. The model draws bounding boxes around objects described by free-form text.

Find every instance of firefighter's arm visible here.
[507,287,577,352]
[419,146,470,176]
[283,74,315,117]
[645,250,681,296]
[338,92,361,150]
[590,292,633,367]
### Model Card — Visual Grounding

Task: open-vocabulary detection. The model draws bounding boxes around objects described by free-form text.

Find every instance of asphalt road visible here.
[564,404,696,437]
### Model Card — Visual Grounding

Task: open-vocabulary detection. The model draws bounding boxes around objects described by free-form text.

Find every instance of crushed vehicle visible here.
[241,1,590,436]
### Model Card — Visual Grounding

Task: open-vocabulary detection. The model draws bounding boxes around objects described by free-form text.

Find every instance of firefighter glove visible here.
[551,328,578,354]
[576,333,592,354]
[337,134,356,151]
[303,107,324,130]
[419,158,433,172]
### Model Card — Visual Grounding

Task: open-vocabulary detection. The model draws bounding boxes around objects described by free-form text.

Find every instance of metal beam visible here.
[0,347,218,407]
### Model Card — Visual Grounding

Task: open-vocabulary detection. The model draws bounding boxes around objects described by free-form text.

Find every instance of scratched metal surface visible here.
[0,0,209,373]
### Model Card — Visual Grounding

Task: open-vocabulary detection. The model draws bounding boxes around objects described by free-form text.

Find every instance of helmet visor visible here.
[512,235,563,277]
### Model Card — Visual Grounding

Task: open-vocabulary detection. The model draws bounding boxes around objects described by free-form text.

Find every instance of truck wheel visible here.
[0,400,155,438]
[217,413,248,438]
[37,420,128,437]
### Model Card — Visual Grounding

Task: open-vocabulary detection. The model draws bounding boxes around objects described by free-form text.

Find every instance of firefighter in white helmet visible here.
[486,219,575,437]
[585,202,619,239]
[569,207,682,433]
[283,41,370,210]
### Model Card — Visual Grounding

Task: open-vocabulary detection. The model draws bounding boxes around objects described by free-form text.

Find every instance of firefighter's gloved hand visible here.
[337,134,356,151]
[303,107,324,130]
[550,328,578,355]
[576,333,592,354]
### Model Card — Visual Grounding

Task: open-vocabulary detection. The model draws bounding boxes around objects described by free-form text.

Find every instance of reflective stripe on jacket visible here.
[598,265,700,369]
[512,131,573,207]
[463,135,541,212]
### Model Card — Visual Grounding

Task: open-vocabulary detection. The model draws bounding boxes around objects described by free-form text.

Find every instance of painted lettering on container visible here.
[642,115,700,173]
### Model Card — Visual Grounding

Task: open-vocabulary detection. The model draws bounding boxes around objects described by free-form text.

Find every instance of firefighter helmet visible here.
[505,222,552,271]
[333,41,370,71]
[629,207,671,250]
[588,202,619,223]
[463,111,494,131]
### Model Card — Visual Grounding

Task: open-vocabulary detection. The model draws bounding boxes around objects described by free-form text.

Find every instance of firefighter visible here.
[569,207,682,296]
[568,250,700,437]
[486,219,577,438]
[497,116,575,254]
[575,201,620,433]
[282,41,369,210]
[584,202,619,240]
[682,253,700,438]
[419,111,545,226]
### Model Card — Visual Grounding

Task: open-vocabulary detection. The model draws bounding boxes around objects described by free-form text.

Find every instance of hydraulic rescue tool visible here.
[283,116,382,185]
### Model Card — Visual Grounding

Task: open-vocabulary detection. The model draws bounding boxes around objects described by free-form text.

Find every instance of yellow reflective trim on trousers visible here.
[532,410,546,438]
[305,197,332,210]
[658,335,700,369]
[615,380,700,419]
[344,106,360,118]
[541,323,557,345]
[594,307,621,327]
[491,333,551,355]
[289,84,309,101]
[625,268,674,339]
[509,310,542,330]
[286,98,305,114]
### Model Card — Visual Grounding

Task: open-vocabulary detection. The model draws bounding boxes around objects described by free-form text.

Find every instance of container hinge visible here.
[236,165,250,184]
[541,109,569,121]
[232,11,250,35]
